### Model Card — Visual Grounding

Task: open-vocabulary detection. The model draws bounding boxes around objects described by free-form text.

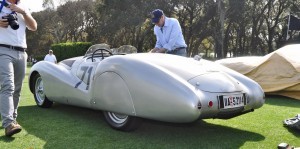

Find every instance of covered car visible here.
[216,44,300,100]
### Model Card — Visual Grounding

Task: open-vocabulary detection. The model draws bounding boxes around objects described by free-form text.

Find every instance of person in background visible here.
[0,0,37,137]
[44,49,57,64]
[149,9,187,57]
[32,57,37,65]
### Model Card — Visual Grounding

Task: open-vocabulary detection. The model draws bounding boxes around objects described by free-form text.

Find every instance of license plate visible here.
[219,94,246,109]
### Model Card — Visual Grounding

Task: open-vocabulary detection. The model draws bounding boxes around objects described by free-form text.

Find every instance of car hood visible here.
[126,53,217,77]
[124,53,243,92]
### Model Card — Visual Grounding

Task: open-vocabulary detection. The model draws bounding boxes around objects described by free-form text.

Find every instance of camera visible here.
[2,13,19,30]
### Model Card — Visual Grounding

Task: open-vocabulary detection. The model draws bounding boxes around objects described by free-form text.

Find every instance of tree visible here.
[27,0,300,59]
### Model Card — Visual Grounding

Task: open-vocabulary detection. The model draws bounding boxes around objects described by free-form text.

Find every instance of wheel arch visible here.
[29,71,39,93]
[91,71,136,116]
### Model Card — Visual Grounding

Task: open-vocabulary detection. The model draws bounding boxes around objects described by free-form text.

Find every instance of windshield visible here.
[84,44,111,57]
[111,45,137,54]
[85,44,137,57]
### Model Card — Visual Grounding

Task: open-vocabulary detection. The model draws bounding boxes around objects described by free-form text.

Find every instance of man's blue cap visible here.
[151,9,163,23]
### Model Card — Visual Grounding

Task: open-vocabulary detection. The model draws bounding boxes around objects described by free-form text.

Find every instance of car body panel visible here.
[29,45,265,124]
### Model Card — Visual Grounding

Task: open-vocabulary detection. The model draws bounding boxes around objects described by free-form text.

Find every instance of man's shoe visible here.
[5,123,22,137]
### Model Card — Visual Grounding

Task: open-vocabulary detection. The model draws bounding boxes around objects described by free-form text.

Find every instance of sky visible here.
[23,0,60,12]
[23,0,45,12]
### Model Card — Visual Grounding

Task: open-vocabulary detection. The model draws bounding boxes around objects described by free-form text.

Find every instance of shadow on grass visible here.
[0,135,15,142]
[265,95,300,108]
[266,95,300,133]
[284,127,300,137]
[16,104,264,148]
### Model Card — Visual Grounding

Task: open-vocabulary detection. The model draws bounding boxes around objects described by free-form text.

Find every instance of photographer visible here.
[0,0,37,137]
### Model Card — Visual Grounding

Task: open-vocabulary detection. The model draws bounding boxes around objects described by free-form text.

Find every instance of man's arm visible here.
[163,19,182,50]
[9,4,37,31]
[154,26,163,49]
[22,13,37,31]
[44,55,48,61]
[54,55,57,63]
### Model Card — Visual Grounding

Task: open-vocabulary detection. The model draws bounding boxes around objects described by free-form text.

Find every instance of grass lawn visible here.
[0,66,299,149]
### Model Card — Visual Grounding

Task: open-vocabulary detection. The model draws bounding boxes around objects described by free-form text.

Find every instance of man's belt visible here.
[167,47,186,54]
[0,44,26,52]
[174,47,186,51]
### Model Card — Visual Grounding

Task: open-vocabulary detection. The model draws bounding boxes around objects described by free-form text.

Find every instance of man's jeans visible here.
[0,47,27,128]
[166,48,187,57]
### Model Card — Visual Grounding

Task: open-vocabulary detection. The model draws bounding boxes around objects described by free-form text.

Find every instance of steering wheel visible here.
[91,48,113,62]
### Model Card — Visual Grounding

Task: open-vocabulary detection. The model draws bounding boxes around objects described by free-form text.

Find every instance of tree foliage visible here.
[27,0,300,59]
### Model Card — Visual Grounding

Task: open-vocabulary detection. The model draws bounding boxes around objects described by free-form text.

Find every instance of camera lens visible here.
[9,21,19,30]
[1,14,19,30]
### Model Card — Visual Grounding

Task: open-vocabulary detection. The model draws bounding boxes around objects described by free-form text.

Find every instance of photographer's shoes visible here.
[5,123,22,137]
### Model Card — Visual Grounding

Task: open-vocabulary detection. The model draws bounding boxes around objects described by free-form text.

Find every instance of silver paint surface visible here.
[29,51,264,123]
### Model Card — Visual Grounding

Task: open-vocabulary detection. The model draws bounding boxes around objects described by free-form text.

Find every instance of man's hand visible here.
[7,4,37,31]
[8,4,27,15]
[150,48,159,53]
[156,48,167,53]
[0,19,9,28]
[150,48,167,53]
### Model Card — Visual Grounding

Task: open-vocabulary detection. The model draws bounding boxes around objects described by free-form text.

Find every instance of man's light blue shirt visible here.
[154,17,187,52]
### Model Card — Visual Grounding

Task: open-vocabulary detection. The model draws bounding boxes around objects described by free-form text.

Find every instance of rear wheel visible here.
[103,111,141,131]
[32,73,53,108]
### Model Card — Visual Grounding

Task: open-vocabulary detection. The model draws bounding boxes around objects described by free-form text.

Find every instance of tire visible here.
[103,111,142,131]
[32,73,53,108]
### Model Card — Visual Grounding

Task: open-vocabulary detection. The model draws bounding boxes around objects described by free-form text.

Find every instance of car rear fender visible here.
[91,57,202,122]
[217,65,265,109]
[91,72,135,115]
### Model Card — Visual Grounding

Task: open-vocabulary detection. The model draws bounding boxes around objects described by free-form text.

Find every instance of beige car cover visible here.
[216,44,300,100]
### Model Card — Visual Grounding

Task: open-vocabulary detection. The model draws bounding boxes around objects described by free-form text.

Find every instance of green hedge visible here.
[51,42,93,62]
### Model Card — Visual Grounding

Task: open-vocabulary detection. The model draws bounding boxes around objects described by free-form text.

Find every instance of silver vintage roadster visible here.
[29,44,265,131]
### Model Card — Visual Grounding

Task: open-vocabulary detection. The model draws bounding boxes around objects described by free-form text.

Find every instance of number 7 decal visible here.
[75,66,93,90]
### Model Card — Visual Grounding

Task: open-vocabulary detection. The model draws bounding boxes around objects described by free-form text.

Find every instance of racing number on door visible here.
[75,66,93,90]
